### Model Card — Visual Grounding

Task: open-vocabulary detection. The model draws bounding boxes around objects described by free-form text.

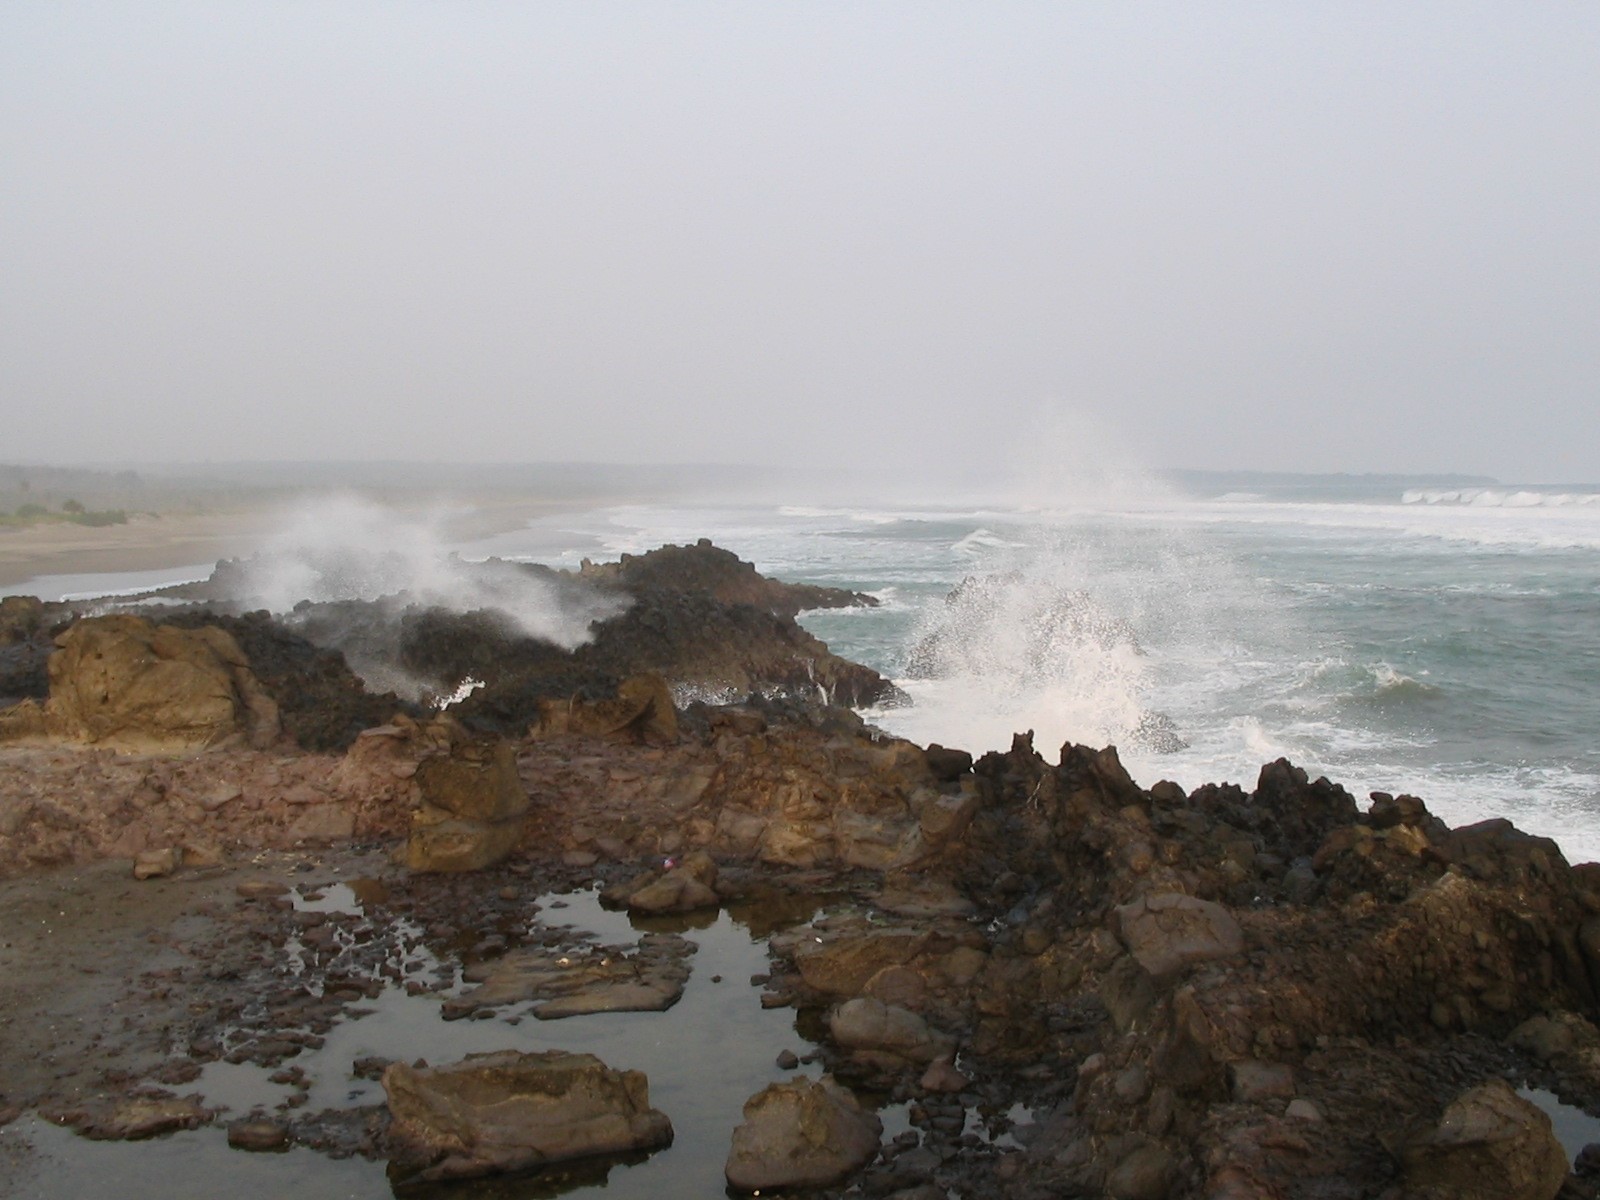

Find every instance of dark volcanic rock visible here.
[167,610,413,751]
[575,539,878,620]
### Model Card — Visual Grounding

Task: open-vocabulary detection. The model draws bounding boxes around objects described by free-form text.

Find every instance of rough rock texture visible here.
[443,932,694,1020]
[166,610,411,751]
[1113,892,1245,980]
[608,849,721,914]
[0,616,279,751]
[383,1050,673,1182]
[724,1075,883,1193]
[0,726,419,874]
[403,724,530,872]
[1401,1079,1569,1200]
[574,539,878,621]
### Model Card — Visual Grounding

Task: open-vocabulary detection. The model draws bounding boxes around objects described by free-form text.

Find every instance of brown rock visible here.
[0,616,279,751]
[1401,1078,1569,1200]
[133,847,179,880]
[227,1119,290,1151]
[829,997,955,1066]
[405,732,529,872]
[725,1076,882,1192]
[793,930,930,996]
[1112,893,1244,980]
[383,1050,673,1182]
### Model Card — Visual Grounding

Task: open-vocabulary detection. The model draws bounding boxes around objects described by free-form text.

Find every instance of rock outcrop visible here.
[0,616,279,752]
[403,724,530,872]
[383,1050,673,1182]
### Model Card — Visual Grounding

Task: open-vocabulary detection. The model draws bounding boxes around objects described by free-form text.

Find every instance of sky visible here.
[2,3,1597,483]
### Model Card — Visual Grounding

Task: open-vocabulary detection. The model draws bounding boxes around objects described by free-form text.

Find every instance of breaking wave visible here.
[1402,489,1600,508]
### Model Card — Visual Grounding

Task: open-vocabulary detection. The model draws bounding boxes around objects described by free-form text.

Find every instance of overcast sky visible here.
[3,3,1597,482]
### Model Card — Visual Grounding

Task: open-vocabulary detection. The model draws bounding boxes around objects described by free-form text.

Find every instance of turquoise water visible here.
[483,478,1600,864]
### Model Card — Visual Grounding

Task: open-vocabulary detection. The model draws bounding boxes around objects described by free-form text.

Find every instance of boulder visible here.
[404,729,530,872]
[613,850,720,914]
[924,744,974,782]
[383,1050,673,1182]
[725,1076,883,1193]
[1112,893,1244,980]
[1401,1078,1569,1200]
[829,997,956,1065]
[0,615,279,752]
[1106,1139,1175,1200]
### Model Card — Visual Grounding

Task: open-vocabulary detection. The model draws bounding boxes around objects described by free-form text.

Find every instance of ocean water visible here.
[11,473,1599,866]
[453,474,1600,866]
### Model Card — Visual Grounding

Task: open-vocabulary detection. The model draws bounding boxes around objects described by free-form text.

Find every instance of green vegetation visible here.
[0,502,128,528]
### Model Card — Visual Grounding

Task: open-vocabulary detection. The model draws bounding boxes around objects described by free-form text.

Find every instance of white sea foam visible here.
[1403,488,1600,508]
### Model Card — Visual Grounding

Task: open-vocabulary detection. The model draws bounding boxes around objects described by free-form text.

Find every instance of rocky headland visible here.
[2,540,1599,1200]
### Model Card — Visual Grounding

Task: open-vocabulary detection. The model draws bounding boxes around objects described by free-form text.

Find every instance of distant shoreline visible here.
[0,496,593,594]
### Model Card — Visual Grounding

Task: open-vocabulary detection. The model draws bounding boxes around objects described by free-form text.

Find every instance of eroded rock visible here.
[383,1050,673,1182]
[0,616,279,752]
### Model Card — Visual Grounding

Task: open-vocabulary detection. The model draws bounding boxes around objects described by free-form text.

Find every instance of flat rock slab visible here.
[443,933,693,1020]
[384,1049,673,1183]
[49,1095,211,1140]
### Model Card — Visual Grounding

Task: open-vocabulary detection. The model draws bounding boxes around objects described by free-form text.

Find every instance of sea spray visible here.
[230,496,626,645]
[220,496,629,700]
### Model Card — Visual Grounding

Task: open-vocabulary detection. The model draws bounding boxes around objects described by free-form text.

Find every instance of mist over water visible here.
[232,496,627,649]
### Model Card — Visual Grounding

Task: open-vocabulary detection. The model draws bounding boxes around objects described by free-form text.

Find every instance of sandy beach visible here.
[0,496,596,594]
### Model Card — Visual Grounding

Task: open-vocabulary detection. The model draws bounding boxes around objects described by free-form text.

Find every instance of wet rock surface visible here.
[383,1049,674,1182]
[5,545,1600,1199]
[724,1075,883,1192]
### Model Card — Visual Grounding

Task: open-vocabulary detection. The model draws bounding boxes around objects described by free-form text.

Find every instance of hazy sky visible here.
[3,3,1597,482]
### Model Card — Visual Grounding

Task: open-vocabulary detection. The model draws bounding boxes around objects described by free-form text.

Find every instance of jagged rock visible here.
[725,1076,883,1193]
[404,727,529,872]
[575,539,877,621]
[828,997,956,1065]
[1401,1079,1568,1200]
[0,616,279,751]
[1112,893,1245,980]
[924,744,974,782]
[383,1050,673,1182]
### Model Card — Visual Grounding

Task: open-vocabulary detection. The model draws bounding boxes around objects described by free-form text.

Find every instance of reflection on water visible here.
[1521,1086,1600,1160]
[1,887,869,1200]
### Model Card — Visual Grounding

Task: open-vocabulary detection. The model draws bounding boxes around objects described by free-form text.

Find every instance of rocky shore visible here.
[3,541,1600,1199]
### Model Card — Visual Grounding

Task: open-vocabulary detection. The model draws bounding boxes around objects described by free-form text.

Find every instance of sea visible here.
[14,470,1600,865]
